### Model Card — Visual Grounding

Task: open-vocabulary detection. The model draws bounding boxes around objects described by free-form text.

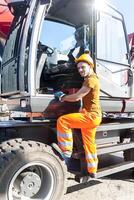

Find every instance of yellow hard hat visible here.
[75,53,94,68]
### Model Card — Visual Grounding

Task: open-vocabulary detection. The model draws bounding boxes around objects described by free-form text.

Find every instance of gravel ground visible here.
[63,153,134,200]
[64,171,134,200]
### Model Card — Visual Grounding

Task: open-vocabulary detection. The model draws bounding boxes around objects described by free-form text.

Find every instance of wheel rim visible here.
[8,162,57,200]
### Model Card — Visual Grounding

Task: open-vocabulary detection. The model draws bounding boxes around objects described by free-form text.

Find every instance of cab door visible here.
[96,5,132,99]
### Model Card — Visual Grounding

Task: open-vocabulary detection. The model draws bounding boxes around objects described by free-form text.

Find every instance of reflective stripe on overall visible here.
[57,111,102,173]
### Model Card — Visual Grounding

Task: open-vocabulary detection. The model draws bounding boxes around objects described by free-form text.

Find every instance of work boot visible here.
[82,171,97,178]
[88,173,96,178]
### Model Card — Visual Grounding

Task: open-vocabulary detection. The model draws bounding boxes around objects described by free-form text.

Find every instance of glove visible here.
[54,91,66,102]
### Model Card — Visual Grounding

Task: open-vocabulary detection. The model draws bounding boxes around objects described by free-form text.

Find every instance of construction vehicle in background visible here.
[0,0,13,61]
[0,0,134,199]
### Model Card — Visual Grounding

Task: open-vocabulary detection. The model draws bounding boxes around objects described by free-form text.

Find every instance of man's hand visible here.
[54,91,66,102]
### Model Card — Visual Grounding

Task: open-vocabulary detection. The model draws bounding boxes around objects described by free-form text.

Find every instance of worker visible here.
[54,52,102,177]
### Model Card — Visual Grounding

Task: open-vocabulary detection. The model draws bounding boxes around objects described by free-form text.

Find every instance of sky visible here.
[109,0,134,34]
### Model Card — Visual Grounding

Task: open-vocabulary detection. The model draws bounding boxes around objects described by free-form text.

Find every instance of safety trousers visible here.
[57,111,102,173]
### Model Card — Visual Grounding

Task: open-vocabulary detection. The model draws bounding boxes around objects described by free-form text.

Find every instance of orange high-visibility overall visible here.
[57,73,102,173]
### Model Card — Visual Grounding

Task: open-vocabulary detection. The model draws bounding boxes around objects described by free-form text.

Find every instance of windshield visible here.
[36,19,91,93]
[39,20,91,62]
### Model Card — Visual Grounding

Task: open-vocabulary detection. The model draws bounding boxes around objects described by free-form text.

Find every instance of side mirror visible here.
[130,46,134,59]
[127,69,133,87]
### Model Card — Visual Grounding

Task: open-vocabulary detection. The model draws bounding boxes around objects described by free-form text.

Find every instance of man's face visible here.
[77,62,91,77]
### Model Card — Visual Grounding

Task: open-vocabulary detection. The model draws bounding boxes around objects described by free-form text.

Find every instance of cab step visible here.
[72,142,134,159]
[75,161,134,183]
[98,142,134,155]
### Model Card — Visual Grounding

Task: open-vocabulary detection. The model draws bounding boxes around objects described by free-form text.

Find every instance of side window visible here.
[97,12,128,65]
[2,17,24,64]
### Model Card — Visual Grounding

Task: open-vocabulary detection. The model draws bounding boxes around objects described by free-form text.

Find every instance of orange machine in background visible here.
[0,0,13,39]
[0,0,13,58]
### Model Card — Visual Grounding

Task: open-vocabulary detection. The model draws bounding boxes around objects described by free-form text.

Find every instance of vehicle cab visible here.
[1,0,133,119]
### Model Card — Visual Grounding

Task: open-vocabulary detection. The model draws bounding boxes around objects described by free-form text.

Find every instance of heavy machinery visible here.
[0,0,134,199]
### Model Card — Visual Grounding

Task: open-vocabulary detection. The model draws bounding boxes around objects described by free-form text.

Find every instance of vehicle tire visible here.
[0,139,67,200]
